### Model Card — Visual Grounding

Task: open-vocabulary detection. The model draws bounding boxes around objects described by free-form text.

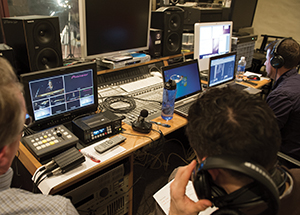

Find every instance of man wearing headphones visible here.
[169,87,300,215]
[0,57,79,214]
[264,38,300,161]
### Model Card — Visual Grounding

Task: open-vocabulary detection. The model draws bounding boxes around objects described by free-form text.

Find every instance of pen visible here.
[150,121,171,128]
[79,150,101,163]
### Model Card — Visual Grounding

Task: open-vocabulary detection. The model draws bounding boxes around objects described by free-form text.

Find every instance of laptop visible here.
[162,59,202,118]
[208,52,261,94]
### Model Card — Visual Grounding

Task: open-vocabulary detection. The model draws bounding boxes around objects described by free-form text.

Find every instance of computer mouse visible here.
[247,75,261,81]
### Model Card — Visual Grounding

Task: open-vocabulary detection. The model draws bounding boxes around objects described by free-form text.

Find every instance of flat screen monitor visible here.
[193,21,232,72]
[20,62,98,130]
[208,52,236,87]
[79,0,151,60]
[229,0,258,34]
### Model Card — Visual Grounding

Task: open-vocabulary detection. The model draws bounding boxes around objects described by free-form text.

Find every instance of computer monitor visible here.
[208,52,236,87]
[20,62,98,130]
[229,0,258,35]
[193,21,232,72]
[79,0,151,60]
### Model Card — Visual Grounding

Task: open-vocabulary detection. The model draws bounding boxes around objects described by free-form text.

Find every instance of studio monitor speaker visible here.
[2,15,63,75]
[147,28,162,58]
[151,6,184,57]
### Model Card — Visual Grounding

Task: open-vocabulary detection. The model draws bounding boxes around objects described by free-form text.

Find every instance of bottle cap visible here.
[165,79,176,90]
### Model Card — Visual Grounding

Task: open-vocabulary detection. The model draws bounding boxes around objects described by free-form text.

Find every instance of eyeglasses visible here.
[24,114,32,127]
[22,114,32,137]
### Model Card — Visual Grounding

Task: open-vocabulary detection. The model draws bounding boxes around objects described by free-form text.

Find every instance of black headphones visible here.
[270,38,287,68]
[192,155,281,215]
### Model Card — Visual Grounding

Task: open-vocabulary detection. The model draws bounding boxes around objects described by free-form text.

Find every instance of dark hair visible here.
[186,87,281,171]
[266,38,300,69]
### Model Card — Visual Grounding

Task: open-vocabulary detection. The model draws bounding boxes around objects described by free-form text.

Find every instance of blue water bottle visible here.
[161,79,177,121]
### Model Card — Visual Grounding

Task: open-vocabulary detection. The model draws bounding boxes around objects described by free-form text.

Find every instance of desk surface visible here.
[18,113,187,194]
[201,78,271,89]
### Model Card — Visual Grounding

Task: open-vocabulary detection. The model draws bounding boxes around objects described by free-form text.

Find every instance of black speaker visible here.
[0,43,16,69]
[147,28,162,58]
[192,155,280,215]
[151,6,184,57]
[2,15,63,75]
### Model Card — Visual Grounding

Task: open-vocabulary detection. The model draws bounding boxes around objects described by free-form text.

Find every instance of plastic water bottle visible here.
[236,56,246,82]
[161,79,177,121]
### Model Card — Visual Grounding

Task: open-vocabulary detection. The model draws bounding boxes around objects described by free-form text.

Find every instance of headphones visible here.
[270,38,287,68]
[192,155,281,215]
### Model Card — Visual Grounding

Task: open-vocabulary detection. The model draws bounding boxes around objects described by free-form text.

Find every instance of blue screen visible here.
[163,61,202,100]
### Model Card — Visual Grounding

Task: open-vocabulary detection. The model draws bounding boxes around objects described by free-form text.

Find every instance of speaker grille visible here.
[168,13,182,31]
[36,48,61,70]
[33,21,56,45]
[166,32,180,52]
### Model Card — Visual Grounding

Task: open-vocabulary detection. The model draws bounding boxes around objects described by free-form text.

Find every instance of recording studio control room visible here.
[0,0,299,215]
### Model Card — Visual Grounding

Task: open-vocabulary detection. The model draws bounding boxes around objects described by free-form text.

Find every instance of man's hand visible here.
[169,160,212,215]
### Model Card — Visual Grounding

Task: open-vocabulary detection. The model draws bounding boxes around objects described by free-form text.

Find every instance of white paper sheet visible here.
[153,179,217,215]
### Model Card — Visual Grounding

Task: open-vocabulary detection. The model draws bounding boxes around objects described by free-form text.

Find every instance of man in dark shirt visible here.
[168,87,300,215]
[264,38,300,160]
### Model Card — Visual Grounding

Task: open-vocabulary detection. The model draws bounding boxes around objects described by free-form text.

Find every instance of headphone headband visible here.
[271,38,285,57]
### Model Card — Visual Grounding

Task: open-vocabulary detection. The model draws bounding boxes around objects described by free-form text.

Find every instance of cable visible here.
[121,131,155,143]
[102,95,136,113]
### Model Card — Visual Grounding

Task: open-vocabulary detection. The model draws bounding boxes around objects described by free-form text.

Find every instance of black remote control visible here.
[94,135,126,153]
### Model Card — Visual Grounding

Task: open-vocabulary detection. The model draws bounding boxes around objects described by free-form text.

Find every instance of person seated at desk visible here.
[169,87,300,215]
[264,38,300,161]
[0,57,79,214]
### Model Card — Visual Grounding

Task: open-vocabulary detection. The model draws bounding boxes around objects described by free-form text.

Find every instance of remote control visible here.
[94,135,126,153]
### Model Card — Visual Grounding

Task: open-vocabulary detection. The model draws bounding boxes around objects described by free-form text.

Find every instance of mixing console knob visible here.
[100,187,109,197]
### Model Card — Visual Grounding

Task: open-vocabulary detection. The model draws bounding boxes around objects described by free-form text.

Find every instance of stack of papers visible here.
[153,180,217,215]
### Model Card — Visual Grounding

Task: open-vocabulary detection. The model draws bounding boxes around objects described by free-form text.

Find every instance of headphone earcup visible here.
[270,54,284,68]
[193,170,212,199]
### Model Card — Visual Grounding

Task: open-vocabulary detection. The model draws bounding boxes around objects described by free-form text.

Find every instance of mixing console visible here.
[97,61,164,125]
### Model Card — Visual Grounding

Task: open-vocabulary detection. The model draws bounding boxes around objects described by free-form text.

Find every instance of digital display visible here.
[208,53,236,87]
[93,128,106,136]
[162,60,202,101]
[194,21,232,72]
[28,69,94,121]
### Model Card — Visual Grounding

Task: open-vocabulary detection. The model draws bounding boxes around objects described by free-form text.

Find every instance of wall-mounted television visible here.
[79,0,151,60]
[193,21,232,72]
[20,62,98,130]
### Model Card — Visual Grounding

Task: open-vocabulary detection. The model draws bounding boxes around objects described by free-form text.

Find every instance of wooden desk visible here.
[201,78,271,89]
[17,113,187,214]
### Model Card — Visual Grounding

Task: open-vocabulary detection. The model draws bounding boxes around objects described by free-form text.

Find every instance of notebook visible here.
[162,59,202,118]
[207,52,261,94]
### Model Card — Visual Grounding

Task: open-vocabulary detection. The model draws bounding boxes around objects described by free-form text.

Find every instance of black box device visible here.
[72,111,123,144]
[21,125,79,161]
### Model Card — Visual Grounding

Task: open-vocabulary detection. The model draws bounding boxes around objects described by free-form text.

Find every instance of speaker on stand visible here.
[151,6,184,57]
[2,15,63,75]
